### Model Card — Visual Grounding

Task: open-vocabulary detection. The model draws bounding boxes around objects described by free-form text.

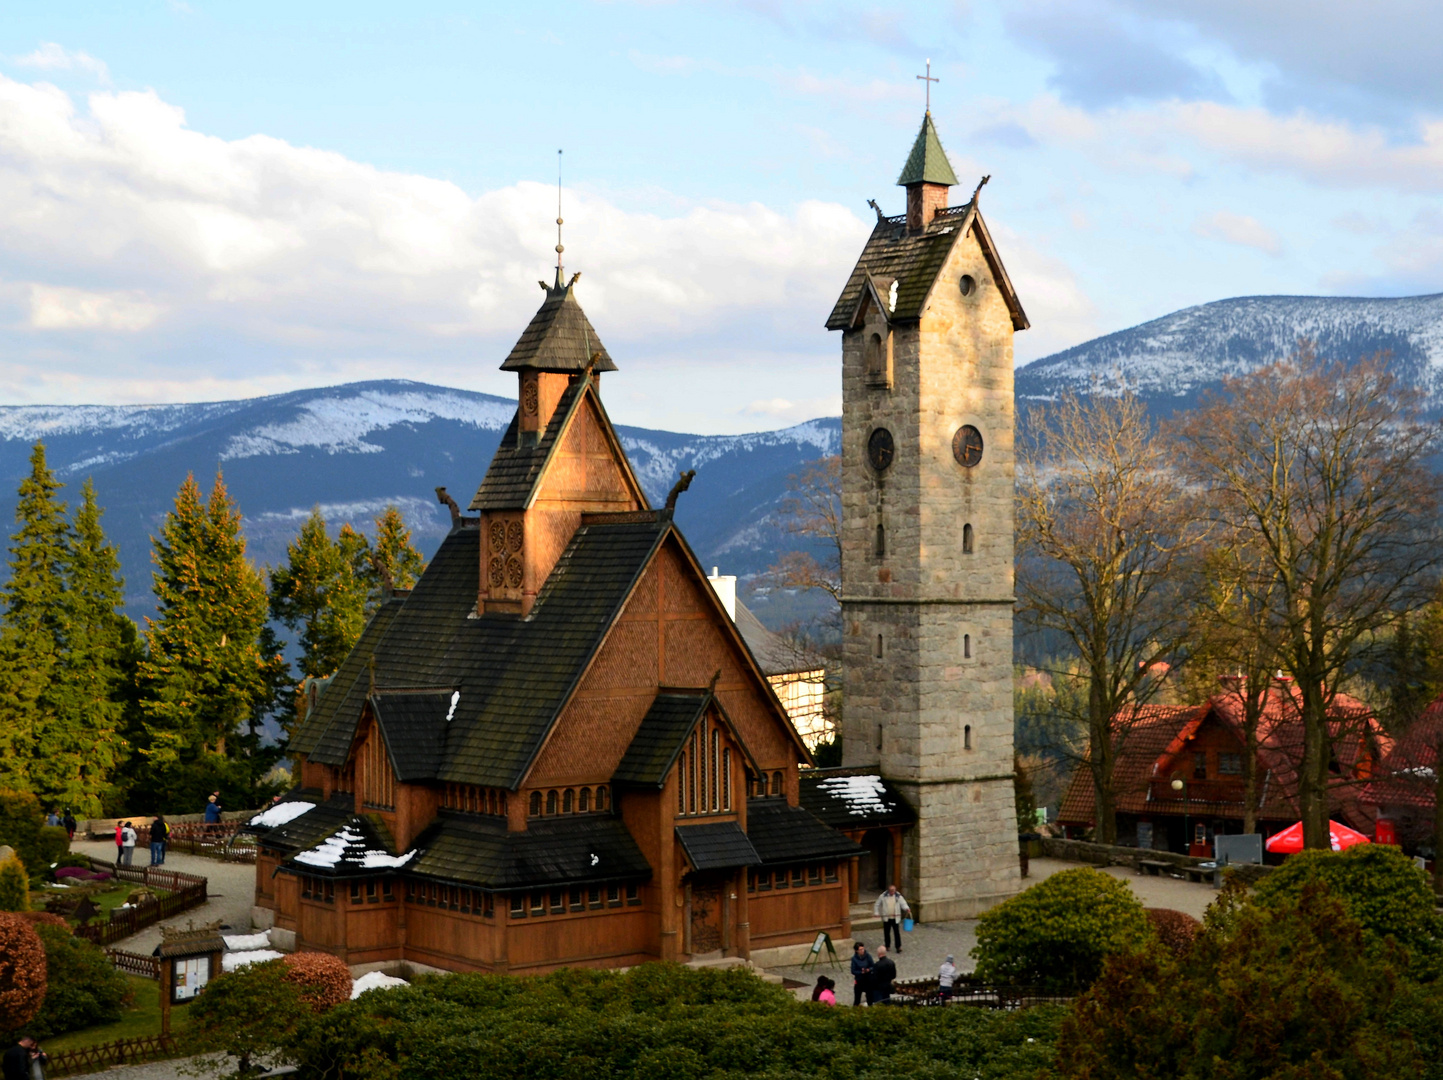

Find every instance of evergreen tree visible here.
[136,473,289,810]
[50,480,136,815]
[270,509,372,681]
[368,505,424,602]
[0,445,69,794]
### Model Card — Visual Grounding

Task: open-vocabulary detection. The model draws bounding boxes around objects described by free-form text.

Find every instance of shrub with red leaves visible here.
[16,911,70,932]
[281,951,352,1012]
[0,912,47,1028]
[1145,907,1201,958]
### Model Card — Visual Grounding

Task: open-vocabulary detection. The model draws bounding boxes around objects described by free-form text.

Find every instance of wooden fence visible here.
[106,948,161,979]
[892,976,1072,1009]
[113,821,258,864]
[46,1034,179,1077]
[71,861,209,947]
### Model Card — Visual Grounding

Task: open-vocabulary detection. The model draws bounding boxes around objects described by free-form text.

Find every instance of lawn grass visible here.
[42,975,191,1053]
[33,880,173,921]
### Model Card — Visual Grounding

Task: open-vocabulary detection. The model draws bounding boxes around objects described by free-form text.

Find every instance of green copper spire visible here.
[896,112,959,188]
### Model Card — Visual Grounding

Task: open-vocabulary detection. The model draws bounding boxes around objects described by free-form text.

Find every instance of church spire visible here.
[897,112,958,233]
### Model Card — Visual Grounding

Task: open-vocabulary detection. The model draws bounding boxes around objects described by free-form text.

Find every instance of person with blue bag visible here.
[873,883,912,954]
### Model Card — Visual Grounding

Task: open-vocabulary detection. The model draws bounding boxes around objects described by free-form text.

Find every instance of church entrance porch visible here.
[685,873,729,956]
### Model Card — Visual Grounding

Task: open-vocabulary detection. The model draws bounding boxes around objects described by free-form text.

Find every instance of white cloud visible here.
[15,43,111,84]
[27,285,164,330]
[0,70,874,417]
[987,221,1100,364]
[1192,210,1283,256]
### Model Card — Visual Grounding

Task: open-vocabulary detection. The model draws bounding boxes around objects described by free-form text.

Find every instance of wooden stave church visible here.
[247,269,874,973]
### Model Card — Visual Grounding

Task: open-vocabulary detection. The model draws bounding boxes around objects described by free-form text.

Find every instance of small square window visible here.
[1193,752,1208,780]
[758,871,772,891]
[792,867,806,887]
[808,865,821,885]
[1219,753,1243,776]
[530,893,545,916]
[607,884,621,907]
[511,894,526,918]
[570,888,583,911]
[551,889,565,914]
[625,884,640,905]
[588,886,601,909]
[775,870,789,890]
[825,862,839,883]
[383,880,394,900]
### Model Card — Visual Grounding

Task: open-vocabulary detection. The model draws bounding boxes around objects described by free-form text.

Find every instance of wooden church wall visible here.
[748,876,851,949]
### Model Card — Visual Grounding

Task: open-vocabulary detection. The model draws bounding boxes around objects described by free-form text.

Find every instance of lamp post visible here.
[1170,777,1190,856]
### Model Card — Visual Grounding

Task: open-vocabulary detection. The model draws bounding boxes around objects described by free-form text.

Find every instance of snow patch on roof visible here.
[814,774,890,816]
[293,824,416,870]
[249,801,317,829]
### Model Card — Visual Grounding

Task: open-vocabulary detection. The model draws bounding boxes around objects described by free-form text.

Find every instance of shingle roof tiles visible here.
[501,282,617,373]
[745,799,865,865]
[295,515,670,790]
[408,812,651,890]
[469,383,577,511]
[825,209,968,331]
[612,693,709,787]
[676,821,760,871]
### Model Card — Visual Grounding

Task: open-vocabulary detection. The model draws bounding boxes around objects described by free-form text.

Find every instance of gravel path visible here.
[64,841,259,951]
[768,856,1222,1001]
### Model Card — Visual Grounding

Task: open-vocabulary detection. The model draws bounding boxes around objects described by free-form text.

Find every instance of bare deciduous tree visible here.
[767,455,841,602]
[1018,389,1201,844]
[1177,345,1442,850]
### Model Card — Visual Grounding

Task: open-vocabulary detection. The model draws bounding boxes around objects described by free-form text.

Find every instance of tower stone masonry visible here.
[826,112,1028,921]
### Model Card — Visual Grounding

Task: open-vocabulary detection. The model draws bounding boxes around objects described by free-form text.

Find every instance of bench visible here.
[1138,859,1172,877]
[1182,865,1217,885]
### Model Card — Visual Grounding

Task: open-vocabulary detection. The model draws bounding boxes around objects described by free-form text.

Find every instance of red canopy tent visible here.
[1264,820,1371,854]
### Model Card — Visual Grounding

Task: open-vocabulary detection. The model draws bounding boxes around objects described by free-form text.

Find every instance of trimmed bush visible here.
[1145,907,1201,958]
[0,855,29,911]
[1252,843,1443,976]
[15,923,132,1039]
[281,952,352,1012]
[186,959,307,1078]
[16,911,69,931]
[1056,884,1440,1078]
[0,913,47,1030]
[36,825,69,868]
[972,868,1151,992]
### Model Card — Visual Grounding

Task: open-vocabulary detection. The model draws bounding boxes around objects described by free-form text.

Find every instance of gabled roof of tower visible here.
[468,371,649,512]
[501,277,617,373]
[896,112,959,187]
[825,202,1029,332]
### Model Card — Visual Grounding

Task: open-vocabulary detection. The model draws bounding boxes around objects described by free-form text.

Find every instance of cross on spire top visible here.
[916,58,938,113]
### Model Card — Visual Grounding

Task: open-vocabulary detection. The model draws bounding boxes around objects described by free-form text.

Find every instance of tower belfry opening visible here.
[826,102,1029,920]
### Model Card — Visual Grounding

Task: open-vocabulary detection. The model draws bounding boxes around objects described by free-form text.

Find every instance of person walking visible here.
[61,810,76,842]
[872,945,897,1004]
[204,794,222,837]
[2,1034,47,1080]
[938,954,957,1002]
[119,821,136,866]
[113,821,123,863]
[149,815,169,866]
[873,883,912,953]
[850,942,874,1007]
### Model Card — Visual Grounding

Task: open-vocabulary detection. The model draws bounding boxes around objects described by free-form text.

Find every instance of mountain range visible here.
[3,290,1441,628]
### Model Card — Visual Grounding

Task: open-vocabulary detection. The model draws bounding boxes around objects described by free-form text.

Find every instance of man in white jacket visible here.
[873,883,911,953]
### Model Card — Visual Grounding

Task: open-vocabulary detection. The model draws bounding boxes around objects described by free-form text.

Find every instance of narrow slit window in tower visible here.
[875,633,884,658]
[875,523,886,557]
[964,633,971,659]
[963,523,974,554]
[875,724,884,750]
[964,724,972,750]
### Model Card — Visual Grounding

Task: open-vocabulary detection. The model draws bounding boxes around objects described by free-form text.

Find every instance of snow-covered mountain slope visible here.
[1016,293,1443,414]
[0,380,839,618]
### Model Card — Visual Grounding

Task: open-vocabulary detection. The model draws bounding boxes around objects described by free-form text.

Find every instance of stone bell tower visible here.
[825,111,1029,920]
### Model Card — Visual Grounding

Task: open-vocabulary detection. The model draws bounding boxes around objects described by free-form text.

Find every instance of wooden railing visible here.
[122,821,258,863]
[891,976,1072,1009]
[105,948,161,979]
[72,861,209,947]
[46,1035,178,1076]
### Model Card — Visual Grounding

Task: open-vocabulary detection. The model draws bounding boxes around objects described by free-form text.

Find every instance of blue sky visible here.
[1,1,1442,432]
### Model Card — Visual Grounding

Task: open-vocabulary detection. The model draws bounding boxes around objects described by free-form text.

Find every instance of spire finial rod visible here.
[916,58,938,113]
[554,149,565,287]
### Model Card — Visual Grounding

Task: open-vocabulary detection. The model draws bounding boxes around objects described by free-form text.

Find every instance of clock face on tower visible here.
[953,425,984,468]
[867,427,895,471]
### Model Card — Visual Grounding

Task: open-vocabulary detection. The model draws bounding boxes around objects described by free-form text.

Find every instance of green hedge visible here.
[194,963,1063,1080]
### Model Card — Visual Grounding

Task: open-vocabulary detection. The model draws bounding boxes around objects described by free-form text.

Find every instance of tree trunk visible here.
[1299,677,1330,849]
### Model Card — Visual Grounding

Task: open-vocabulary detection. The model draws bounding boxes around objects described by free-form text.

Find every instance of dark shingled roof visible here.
[500,280,617,373]
[896,112,959,187]
[292,514,672,790]
[248,792,356,856]
[371,689,456,782]
[408,812,652,890]
[289,598,405,760]
[824,204,1028,333]
[469,380,578,511]
[280,814,408,880]
[799,769,918,830]
[612,692,709,788]
[745,799,865,866]
[676,821,760,871]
